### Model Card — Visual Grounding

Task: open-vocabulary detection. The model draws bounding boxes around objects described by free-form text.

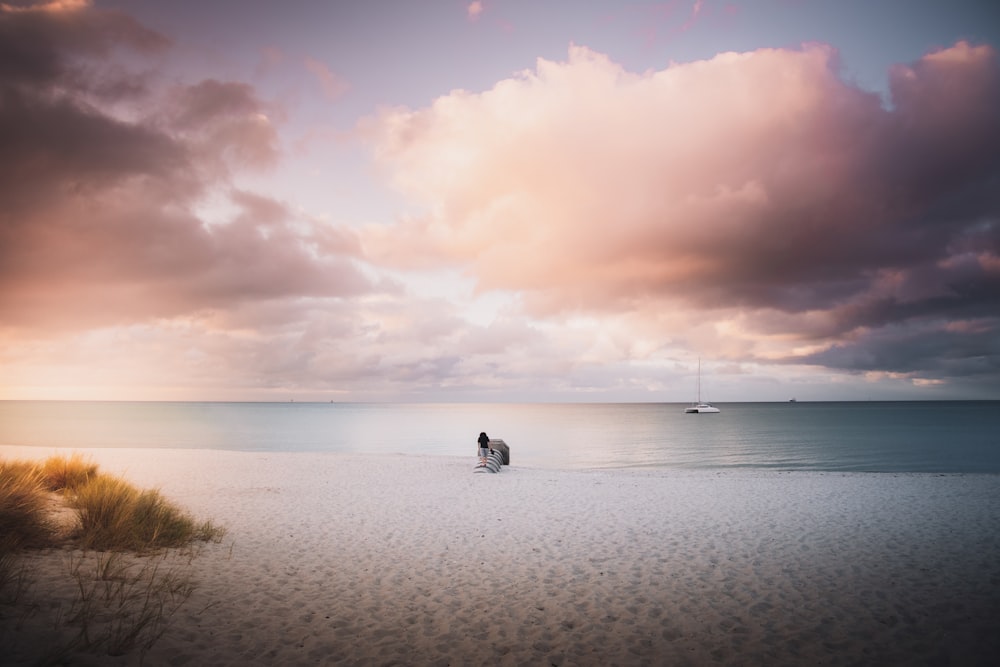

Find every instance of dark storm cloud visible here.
[0,1,372,332]
[797,317,1000,381]
[0,0,168,88]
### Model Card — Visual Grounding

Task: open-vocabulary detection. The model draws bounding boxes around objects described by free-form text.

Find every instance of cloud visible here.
[0,1,533,401]
[0,0,169,89]
[304,56,350,101]
[636,0,715,46]
[163,78,282,172]
[2,1,997,400]
[362,41,1000,389]
[467,1,484,22]
[0,1,374,335]
[682,0,706,31]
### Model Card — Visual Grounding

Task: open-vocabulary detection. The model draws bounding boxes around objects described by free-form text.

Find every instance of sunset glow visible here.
[1,0,998,401]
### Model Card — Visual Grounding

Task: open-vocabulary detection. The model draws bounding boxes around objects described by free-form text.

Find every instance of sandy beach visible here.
[2,445,999,666]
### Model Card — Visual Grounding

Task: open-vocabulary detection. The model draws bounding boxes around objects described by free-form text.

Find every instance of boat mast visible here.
[697,357,701,404]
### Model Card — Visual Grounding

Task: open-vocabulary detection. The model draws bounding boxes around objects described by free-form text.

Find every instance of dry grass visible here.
[67,550,199,658]
[41,452,98,492]
[0,460,53,552]
[0,461,50,616]
[1,454,225,553]
[71,474,224,551]
[1,453,226,663]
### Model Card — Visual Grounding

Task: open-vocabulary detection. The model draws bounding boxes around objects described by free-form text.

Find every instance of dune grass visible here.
[71,474,224,551]
[1,453,226,662]
[66,550,200,658]
[1,453,224,553]
[0,459,53,552]
[41,452,99,492]
[1,452,101,557]
[0,460,52,607]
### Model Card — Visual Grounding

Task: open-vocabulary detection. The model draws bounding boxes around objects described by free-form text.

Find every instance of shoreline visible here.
[4,401,999,474]
[3,446,999,665]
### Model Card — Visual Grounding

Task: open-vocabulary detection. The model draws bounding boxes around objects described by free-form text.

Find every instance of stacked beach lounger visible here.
[473,439,509,473]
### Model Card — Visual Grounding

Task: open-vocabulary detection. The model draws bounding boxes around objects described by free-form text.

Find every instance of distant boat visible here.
[789,398,798,403]
[684,358,720,414]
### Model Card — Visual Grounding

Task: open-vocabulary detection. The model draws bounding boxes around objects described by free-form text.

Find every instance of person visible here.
[477,432,492,466]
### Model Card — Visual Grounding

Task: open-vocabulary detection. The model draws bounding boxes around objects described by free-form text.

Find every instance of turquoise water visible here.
[1,401,998,473]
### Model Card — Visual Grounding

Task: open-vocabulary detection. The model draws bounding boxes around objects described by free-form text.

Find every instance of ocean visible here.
[1,400,998,473]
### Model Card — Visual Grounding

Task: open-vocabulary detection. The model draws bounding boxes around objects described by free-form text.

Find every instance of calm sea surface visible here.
[1,401,998,473]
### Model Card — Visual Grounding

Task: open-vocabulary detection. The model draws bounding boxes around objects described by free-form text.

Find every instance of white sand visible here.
[2,445,999,666]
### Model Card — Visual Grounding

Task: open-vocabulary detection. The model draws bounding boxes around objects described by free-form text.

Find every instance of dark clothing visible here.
[477,432,491,463]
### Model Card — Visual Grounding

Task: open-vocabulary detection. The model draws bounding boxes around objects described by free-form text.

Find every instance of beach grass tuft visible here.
[71,472,225,551]
[1,454,225,553]
[0,459,53,552]
[1,453,226,663]
[1,461,50,610]
[41,452,99,492]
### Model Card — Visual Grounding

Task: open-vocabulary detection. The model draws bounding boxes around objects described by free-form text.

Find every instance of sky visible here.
[1,0,999,403]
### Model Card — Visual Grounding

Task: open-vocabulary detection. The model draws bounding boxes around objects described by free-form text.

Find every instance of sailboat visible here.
[684,358,720,414]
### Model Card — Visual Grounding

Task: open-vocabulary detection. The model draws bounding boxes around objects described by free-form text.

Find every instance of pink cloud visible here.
[2,1,997,398]
[362,41,1000,379]
[0,1,541,400]
[682,0,705,30]
[635,0,713,47]
[0,2,373,335]
[467,1,484,22]
[304,56,350,101]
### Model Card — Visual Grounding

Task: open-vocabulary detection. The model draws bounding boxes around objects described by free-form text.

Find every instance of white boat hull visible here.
[683,358,721,413]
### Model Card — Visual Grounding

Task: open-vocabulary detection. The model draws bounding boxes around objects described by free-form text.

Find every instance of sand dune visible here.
[2,445,998,666]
